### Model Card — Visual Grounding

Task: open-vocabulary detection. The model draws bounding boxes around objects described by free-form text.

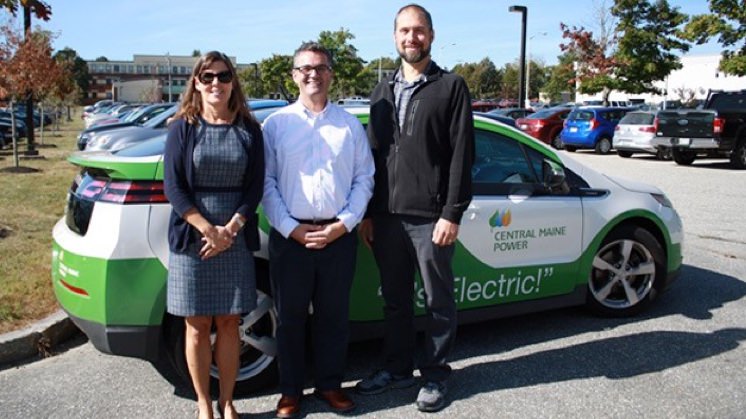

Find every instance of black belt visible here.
[292,217,339,226]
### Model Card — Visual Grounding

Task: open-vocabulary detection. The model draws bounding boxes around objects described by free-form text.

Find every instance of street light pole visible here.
[165,52,172,102]
[526,31,547,108]
[509,5,527,110]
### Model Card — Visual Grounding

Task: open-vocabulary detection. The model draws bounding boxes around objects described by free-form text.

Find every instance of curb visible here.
[0,310,80,366]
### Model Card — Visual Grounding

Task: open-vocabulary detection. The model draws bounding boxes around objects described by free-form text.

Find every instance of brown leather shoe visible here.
[276,395,301,418]
[314,389,355,412]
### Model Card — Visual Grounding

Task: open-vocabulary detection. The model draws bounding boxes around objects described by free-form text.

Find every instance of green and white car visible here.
[51,108,684,393]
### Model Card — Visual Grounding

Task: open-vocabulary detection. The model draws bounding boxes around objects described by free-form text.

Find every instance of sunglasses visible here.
[198,71,233,84]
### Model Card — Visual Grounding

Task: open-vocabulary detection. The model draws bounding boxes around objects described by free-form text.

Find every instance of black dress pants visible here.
[269,228,357,396]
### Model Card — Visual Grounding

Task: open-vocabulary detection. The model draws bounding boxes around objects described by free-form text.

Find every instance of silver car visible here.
[613,111,668,159]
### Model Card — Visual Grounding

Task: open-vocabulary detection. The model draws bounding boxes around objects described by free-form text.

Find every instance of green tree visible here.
[94,56,108,62]
[612,0,690,94]
[500,62,520,101]
[527,59,549,101]
[53,47,89,104]
[258,54,295,100]
[317,28,370,99]
[543,52,577,103]
[682,0,746,75]
[561,0,689,103]
[238,63,263,98]
[452,58,502,99]
[192,49,201,57]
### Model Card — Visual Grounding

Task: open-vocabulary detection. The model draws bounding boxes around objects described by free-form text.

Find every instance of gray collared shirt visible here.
[393,61,433,131]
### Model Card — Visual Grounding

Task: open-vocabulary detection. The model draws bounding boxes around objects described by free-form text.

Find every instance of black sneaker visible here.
[355,370,416,395]
[415,381,447,412]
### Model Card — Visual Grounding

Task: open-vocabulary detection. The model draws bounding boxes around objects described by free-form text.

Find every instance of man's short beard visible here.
[398,45,431,65]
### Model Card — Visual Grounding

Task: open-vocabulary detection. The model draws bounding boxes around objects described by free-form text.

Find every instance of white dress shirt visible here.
[262,101,375,238]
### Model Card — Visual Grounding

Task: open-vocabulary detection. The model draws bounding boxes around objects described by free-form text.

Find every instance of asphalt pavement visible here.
[1,150,744,418]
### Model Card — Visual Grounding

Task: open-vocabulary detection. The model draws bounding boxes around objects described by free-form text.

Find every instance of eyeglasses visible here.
[198,71,233,84]
[293,64,332,75]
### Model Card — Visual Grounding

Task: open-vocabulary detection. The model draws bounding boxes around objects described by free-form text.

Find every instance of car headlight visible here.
[651,193,673,208]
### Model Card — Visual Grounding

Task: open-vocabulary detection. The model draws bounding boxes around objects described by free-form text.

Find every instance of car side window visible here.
[472,129,541,194]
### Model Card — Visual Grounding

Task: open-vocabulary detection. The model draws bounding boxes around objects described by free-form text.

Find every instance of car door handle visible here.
[464,204,480,221]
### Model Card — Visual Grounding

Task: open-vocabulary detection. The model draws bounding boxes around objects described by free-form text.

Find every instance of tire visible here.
[656,147,672,161]
[162,260,278,395]
[586,225,665,317]
[551,132,564,150]
[730,140,746,170]
[595,137,612,154]
[564,145,577,152]
[617,150,633,158]
[672,148,696,165]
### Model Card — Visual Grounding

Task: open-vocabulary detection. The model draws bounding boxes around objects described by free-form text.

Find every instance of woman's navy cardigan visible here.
[163,116,265,253]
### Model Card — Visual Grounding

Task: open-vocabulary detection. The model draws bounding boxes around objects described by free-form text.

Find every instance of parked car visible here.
[77,103,176,150]
[0,113,28,138]
[474,111,516,127]
[472,100,499,112]
[487,107,533,120]
[656,90,746,169]
[560,106,632,154]
[613,111,669,159]
[85,103,143,128]
[84,105,178,152]
[516,107,572,149]
[52,107,683,394]
[84,100,289,152]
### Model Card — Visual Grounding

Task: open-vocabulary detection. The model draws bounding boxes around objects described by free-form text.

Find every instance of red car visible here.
[515,107,572,149]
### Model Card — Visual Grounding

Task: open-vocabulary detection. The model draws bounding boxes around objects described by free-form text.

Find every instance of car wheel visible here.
[730,140,746,170]
[656,147,672,161]
[595,137,612,154]
[672,148,696,165]
[551,133,564,150]
[617,150,633,158]
[162,260,278,395]
[586,225,665,317]
[564,145,577,152]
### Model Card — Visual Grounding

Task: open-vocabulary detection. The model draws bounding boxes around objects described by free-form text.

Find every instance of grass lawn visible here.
[0,111,83,334]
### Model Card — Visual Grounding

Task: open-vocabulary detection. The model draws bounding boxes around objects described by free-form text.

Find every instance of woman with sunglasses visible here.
[164,50,264,419]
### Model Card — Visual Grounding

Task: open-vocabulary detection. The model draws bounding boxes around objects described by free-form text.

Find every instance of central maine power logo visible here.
[489,209,511,228]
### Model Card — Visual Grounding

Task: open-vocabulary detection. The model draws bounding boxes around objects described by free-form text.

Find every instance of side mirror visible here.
[542,159,569,194]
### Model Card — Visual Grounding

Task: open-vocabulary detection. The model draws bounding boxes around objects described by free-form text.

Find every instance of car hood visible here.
[557,153,663,195]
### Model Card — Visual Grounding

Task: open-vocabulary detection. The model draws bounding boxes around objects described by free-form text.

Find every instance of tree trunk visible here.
[23,5,37,155]
[39,105,45,145]
[601,87,611,107]
[10,99,19,168]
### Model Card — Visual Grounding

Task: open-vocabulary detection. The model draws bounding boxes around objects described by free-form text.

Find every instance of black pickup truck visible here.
[655,90,746,169]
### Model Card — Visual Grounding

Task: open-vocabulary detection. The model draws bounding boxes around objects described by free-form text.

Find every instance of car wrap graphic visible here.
[52,110,684,339]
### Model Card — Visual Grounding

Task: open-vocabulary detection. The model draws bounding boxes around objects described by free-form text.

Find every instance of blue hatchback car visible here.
[560,107,631,154]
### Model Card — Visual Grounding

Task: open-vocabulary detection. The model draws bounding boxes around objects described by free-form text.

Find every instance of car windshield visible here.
[619,112,654,125]
[142,105,177,128]
[122,106,148,122]
[568,110,594,121]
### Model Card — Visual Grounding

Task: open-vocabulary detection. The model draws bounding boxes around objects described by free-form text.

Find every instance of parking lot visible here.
[1,149,745,418]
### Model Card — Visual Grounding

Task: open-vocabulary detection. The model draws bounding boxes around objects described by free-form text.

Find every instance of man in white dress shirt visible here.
[262,41,374,418]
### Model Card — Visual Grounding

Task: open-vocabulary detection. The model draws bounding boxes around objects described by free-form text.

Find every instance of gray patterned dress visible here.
[166,119,257,316]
